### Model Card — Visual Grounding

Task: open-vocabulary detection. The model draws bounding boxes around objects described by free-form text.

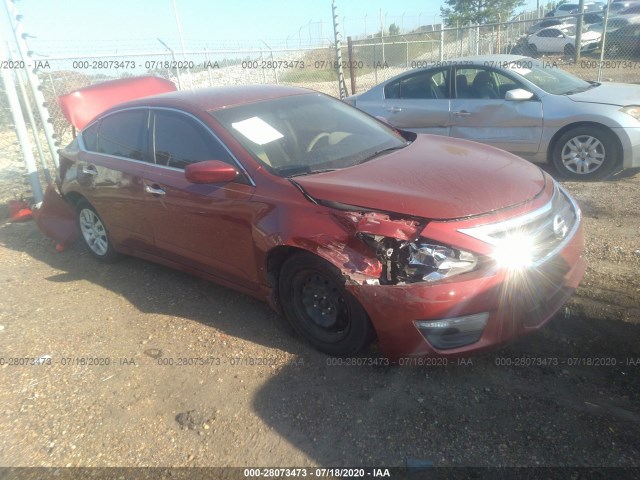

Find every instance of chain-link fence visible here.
[2,6,640,206]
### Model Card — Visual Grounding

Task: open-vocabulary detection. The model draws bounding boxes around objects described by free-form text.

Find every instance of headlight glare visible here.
[492,233,535,270]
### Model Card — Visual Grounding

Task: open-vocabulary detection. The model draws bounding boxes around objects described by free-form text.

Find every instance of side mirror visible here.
[185,160,238,184]
[505,88,534,101]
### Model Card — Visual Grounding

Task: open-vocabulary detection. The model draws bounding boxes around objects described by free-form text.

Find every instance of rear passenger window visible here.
[384,69,449,100]
[153,111,233,169]
[97,110,148,161]
[81,122,98,152]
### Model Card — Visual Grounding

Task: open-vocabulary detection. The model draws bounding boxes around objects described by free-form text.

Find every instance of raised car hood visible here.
[569,83,640,107]
[294,135,546,220]
[57,76,176,130]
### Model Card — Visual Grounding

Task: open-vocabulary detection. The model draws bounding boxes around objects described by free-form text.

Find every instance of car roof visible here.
[104,84,313,114]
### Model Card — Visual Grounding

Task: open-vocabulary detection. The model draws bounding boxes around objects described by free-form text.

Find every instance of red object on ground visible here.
[57,76,176,130]
[8,200,32,222]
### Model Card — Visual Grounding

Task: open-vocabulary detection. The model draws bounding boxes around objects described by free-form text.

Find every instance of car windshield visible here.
[503,60,593,95]
[210,93,408,177]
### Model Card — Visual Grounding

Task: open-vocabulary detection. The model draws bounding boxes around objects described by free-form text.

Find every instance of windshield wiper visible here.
[278,165,337,177]
[359,144,408,164]
[564,82,599,95]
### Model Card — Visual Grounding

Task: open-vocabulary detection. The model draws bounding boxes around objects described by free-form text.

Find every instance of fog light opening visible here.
[415,313,489,350]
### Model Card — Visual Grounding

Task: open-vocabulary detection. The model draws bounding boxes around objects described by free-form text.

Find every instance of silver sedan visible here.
[346,55,640,180]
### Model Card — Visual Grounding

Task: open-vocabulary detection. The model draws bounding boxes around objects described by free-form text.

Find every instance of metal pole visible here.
[332,0,348,98]
[4,0,58,168]
[347,36,356,94]
[575,0,585,62]
[10,46,51,183]
[380,9,385,64]
[171,0,192,88]
[597,0,612,82]
[204,48,214,87]
[0,40,43,204]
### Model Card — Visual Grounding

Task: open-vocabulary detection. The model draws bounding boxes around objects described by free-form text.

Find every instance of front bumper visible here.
[613,126,640,169]
[348,204,586,361]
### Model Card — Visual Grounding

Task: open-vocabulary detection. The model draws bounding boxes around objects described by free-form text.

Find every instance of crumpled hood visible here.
[294,135,546,220]
[568,83,640,107]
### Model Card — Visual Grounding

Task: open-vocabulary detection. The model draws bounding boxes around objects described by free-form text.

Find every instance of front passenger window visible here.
[153,111,233,169]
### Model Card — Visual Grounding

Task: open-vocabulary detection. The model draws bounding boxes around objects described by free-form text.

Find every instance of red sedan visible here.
[44,77,585,360]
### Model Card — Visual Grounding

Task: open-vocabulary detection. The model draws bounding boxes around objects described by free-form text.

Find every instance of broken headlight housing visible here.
[407,242,477,282]
[359,234,478,284]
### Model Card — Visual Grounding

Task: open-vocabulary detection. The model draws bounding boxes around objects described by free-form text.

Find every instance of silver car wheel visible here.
[560,135,605,176]
[79,208,109,256]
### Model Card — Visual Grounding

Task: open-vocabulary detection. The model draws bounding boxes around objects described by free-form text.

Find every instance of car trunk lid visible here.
[57,76,176,130]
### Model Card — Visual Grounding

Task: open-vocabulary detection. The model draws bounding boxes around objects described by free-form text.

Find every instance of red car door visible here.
[142,109,259,289]
[76,109,155,251]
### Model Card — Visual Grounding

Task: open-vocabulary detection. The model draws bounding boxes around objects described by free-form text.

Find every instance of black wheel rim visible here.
[291,269,351,343]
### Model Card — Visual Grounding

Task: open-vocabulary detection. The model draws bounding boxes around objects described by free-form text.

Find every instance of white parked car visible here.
[528,25,601,55]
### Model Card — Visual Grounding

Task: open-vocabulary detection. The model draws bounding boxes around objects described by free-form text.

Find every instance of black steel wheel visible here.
[279,252,374,356]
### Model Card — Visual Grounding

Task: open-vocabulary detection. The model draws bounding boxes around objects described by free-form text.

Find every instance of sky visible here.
[1,0,543,57]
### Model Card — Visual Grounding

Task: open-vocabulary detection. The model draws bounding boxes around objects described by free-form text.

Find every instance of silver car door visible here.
[373,67,451,136]
[449,67,543,156]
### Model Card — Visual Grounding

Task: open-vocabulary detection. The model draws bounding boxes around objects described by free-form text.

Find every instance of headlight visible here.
[406,242,477,282]
[491,233,535,269]
[620,106,640,121]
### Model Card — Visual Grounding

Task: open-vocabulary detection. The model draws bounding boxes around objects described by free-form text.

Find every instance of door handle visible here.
[387,106,402,113]
[453,110,472,117]
[81,165,98,175]
[144,184,166,196]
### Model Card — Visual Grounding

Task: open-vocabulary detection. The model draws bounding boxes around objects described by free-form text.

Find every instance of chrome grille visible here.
[459,185,581,267]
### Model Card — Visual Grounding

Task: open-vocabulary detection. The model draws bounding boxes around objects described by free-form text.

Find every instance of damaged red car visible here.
[48,77,585,360]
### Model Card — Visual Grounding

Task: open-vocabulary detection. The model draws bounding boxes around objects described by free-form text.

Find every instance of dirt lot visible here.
[0,146,639,474]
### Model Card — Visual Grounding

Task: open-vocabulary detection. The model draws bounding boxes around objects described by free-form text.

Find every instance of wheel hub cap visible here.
[561,135,605,175]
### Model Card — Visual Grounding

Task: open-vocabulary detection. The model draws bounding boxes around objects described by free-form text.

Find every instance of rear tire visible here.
[76,200,119,262]
[279,252,375,356]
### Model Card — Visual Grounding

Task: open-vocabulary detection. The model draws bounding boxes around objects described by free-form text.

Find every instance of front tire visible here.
[279,252,375,356]
[551,126,619,180]
[76,200,119,262]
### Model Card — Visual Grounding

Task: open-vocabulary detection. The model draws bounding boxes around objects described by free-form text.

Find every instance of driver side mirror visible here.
[185,160,238,184]
[505,88,534,101]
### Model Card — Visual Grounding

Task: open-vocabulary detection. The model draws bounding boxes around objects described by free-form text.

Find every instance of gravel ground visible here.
[0,132,639,475]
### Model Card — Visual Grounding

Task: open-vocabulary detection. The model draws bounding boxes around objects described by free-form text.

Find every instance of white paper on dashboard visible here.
[232,116,284,145]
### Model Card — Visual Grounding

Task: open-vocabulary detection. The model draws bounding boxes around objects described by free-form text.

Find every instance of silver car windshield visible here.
[210,93,409,177]
[505,61,593,95]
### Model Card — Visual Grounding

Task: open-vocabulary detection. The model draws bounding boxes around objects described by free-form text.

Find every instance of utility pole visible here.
[575,0,585,62]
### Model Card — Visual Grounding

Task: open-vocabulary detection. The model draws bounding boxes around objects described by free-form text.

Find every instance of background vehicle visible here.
[527,25,601,55]
[604,23,640,56]
[346,55,640,180]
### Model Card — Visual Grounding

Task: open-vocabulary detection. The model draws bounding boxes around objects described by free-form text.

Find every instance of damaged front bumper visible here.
[347,220,585,361]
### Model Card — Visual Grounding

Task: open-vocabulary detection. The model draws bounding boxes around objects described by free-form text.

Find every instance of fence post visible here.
[12,51,51,184]
[597,0,612,82]
[439,28,444,61]
[332,0,348,98]
[0,40,43,204]
[347,36,356,95]
[4,0,59,168]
